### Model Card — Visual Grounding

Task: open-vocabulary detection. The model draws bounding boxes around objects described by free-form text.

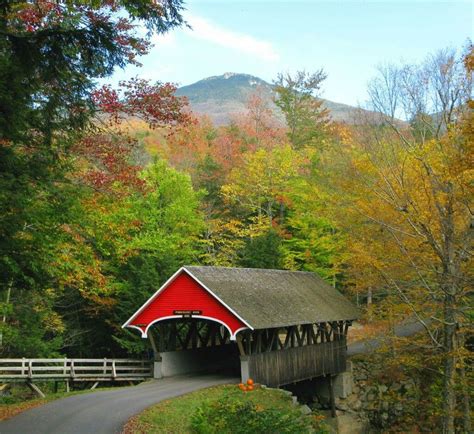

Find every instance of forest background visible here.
[0,2,471,432]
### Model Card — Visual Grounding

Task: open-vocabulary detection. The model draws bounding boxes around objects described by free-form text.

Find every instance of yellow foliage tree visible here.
[331,47,472,432]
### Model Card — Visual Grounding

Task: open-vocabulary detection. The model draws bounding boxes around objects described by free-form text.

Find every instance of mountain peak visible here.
[176,73,363,125]
[223,72,237,79]
[200,72,268,84]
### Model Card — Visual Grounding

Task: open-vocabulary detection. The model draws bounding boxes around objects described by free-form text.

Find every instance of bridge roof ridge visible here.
[182,266,360,330]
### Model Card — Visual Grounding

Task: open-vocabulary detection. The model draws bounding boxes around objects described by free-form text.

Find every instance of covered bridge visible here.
[123,266,359,387]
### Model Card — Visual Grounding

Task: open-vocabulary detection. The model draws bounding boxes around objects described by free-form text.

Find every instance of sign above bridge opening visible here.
[173,310,202,317]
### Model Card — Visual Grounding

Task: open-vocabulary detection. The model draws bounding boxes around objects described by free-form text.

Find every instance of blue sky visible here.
[112,1,473,106]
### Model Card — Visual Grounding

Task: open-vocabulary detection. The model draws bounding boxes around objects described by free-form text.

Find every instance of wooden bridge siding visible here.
[246,339,347,387]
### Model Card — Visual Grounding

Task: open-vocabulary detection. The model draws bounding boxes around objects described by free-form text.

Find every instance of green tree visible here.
[238,230,284,269]
[96,159,206,355]
[0,1,186,356]
[273,70,331,148]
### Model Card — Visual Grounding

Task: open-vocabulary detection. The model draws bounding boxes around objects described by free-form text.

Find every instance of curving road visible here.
[0,374,237,434]
[347,319,427,356]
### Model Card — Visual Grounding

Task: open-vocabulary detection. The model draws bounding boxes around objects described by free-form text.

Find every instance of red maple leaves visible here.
[76,78,190,193]
[93,78,190,129]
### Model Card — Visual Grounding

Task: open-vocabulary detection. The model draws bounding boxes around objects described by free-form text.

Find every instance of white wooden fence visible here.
[0,358,152,382]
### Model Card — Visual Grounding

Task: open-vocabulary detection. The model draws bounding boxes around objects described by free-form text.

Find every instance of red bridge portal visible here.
[124,269,250,340]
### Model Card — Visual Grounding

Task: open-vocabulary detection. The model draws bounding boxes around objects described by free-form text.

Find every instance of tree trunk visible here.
[367,287,373,321]
[267,201,273,227]
[457,332,471,433]
[279,202,285,224]
[441,292,457,434]
[459,360,472,433]
[0,279,13,348]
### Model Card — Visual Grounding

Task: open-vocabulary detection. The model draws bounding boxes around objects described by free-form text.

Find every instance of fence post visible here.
[28,360,33,379]
[103,358,107,375]
[112,360,116,379]
[21,358,25,377]
[70,360,75,379]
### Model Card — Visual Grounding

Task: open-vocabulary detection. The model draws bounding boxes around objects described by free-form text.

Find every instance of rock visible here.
[318,395,330,407]
[292,395,298,405]
[365,402,376,411]
[336,413,370,434]
[337,402,350,411]
[346,394,358,405]
[300,404,312,415]
[392,382,402,392]
[311,402,324,410]
[378,385,388,393]
[346,394,362,410]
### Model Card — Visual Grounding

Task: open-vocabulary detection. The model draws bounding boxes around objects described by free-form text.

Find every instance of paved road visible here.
[0,374,237,434]
[347,319,426,356]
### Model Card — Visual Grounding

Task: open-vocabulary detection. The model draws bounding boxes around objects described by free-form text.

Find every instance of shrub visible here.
[190,396,316,434]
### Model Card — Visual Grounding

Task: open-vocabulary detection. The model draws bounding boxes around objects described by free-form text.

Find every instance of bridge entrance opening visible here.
[148,318,241,378]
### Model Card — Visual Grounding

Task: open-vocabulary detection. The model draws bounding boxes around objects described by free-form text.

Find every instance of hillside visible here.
[176,72,364,125]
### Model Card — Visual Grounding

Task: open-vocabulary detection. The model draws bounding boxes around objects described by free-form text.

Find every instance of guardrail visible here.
[0,358,152,382]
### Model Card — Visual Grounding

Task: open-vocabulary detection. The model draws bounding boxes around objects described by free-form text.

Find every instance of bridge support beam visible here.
[240,356,250,384]
[328,375,336,418]
[153,357,163,379]
[26,381,45,398]
[333,361,353,398]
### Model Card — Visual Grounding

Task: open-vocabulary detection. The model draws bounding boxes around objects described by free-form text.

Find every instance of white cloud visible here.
[186,15,279,62]
[151,31,176,47]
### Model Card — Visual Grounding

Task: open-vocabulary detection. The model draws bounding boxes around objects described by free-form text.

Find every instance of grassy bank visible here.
[124,384,328,434]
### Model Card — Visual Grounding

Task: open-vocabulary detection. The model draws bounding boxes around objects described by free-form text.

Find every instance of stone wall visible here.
[311,358,421,432]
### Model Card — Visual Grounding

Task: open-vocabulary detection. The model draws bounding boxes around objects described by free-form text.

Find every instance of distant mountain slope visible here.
[176,72,364,125]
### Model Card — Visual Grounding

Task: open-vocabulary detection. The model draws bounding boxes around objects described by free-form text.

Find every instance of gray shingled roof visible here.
[184,266,360,329]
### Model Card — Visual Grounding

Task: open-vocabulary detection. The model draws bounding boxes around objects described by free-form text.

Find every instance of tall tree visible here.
[221,145,304,227]
[332,46,472,433]
[0,1,186,356]
[231,87,284,150]
[273,70,331,148]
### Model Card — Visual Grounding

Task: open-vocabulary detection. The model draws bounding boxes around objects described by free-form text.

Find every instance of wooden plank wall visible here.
[246,339,347,387]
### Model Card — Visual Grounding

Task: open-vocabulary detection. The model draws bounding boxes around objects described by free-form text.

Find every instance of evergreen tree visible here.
[238,230,284,269]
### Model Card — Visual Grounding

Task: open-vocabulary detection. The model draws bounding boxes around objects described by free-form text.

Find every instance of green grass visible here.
[124,384,328,434]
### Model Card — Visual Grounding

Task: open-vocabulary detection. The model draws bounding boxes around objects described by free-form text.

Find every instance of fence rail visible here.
[0,358,152,382]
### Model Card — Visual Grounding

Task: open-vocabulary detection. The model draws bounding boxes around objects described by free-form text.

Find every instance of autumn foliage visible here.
[0,3,471,432]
